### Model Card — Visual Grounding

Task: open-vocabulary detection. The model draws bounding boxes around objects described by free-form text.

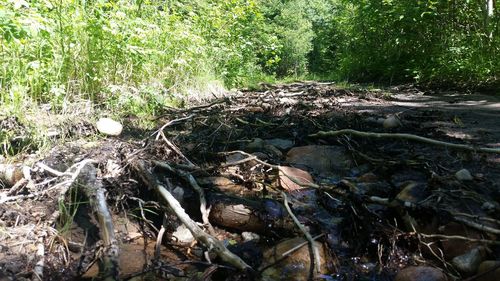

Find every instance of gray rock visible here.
[477,260,500,281]
[455,169,473,181]
[265,139,294,150]
[263,144,283,159]
[452,247,485,275]
[395,266,447,281]
[246,138,264,152]
[395,181,429,205]
[259,237,328,281]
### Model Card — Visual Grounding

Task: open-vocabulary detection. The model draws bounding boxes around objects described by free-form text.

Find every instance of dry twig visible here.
[282,192,321,276]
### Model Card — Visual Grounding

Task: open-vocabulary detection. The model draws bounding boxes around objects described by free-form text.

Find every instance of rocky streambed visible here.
[1,82,500,281]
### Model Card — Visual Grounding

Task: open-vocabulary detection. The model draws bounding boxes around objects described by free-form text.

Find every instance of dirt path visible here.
[1,83,499,281]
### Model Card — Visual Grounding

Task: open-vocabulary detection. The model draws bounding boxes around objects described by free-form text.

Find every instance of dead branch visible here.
[282,192,321,275]
[151,114,195,138]
[132,160,252,271]
[153,161,215,234]
[310,129,500,154]
[75,163,119,281]
[221,151,320,189]
[157,131,195,167]
[454,216,500,235]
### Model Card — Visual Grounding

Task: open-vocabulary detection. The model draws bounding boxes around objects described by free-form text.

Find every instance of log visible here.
[208,193,295,236]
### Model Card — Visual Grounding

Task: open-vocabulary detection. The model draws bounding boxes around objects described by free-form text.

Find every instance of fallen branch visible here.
[151,114,195,138]
[132,160,252,271]
[282,192,321,276]
[153,161,215,234]
[221,151,320,189]
[74,163,119,281]
[157,132,195,167]
[310,129,500,154]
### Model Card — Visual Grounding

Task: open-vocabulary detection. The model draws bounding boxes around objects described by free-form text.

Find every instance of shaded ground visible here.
[1,82,499,281]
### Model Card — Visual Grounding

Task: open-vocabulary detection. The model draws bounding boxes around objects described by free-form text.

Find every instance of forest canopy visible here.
[0,0,498,112]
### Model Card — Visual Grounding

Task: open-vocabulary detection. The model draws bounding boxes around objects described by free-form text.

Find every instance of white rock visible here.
[241,232,260,242]
[96,118,123,136]
[455,169,473,181]
[172,224,194,243]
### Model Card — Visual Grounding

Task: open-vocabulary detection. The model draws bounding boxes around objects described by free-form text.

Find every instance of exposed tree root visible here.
[310,129,500,154]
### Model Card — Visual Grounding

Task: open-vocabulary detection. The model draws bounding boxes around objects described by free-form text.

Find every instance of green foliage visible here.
[0,0,497,120]
[331,0,499,87]
[0,0,271,115]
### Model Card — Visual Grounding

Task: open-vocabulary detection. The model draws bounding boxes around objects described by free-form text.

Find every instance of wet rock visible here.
[226,152,247,163]
[265,138,294,150]
[395,266,448,281]
[279,166,314,191]
[246,138,265,152]
[477,261,500,281]
[259,237,328,281]
[225,151,265,167]
[96,117,122,136]
[245,139,282,158]
[383,115,402,129]
[451,247,485,275]
[263,144,283,159]
[455,169,473,181]
[439,223,482,259]
[286,145,353,176]
[395,181,429,205]
[358,172,378,183]
[355,181,393,197]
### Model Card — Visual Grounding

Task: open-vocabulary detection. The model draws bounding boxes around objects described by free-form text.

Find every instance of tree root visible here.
[310,129,500,154]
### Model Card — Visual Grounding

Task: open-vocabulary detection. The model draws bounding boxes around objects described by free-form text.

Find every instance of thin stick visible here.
[418,233,500,245]
[151,114,195,138]
[282,192,321,275]
[310,129,500,154]
[157,131,195,167]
